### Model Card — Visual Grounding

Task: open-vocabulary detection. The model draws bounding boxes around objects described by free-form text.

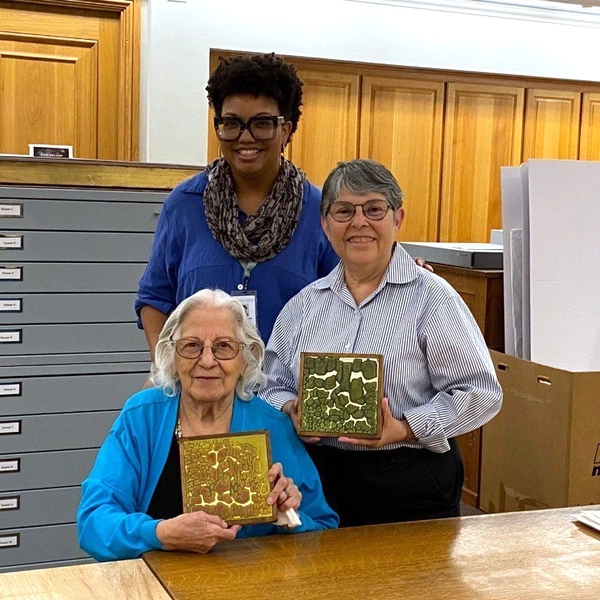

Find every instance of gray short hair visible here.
[151,289,266,400]
[320,159,403,217]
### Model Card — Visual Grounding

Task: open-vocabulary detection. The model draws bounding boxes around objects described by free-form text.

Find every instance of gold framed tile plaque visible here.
[179,430,277,525]
[298,352,383,439]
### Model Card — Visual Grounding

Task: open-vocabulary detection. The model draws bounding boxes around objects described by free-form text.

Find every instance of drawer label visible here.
[0,459,20,473]
[0,534,19,548]
[0,298,22,312]
[0,266,22,281]
[0,330,21,343]
[0,204,23,218]
[0,421,21,435]
[0,382,21,396]
[0,496,19,511]
[0,235,23,250]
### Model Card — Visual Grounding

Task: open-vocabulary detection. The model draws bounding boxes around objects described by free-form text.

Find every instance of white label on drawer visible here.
[0,534,19,548]
[0,298,21,312]
[0,421,20,435]
[0,266,22,280]
[0,497,18,510]
[0,204,22,218]
[0,383,21,396]
[0,330,21,343]
[0,235,23,250]
[0,459,19,472]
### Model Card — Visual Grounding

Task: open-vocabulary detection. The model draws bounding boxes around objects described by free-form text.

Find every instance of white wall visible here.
[140,0,600,165]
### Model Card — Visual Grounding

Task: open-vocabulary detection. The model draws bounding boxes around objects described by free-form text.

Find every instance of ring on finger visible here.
[283,487,292,499]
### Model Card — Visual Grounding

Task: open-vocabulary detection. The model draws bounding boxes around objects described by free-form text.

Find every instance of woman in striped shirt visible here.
[261,159,502,527]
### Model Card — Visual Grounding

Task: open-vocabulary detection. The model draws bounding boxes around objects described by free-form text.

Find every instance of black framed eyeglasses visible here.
[171,338,244,360]
[328,199,392,223]
[214,115,285,141]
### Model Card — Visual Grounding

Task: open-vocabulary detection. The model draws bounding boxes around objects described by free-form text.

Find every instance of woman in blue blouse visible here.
[135,54,339,356]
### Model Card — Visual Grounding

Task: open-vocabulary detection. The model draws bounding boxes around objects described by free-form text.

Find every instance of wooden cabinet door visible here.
[287,69,360,187]
[360,76,444,242]
[440,83,524,243]
[579,93,600,161]
[0,0,139,160]
[523,89,581,160]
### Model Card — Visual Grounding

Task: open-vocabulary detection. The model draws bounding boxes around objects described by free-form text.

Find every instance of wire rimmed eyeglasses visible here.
[328,199,392,223]
[214,115,285,142]
[171,338,244,360]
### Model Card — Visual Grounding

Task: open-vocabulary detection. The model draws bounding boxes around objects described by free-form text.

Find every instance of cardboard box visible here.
[401,242,503,269]
[480,350,600,513]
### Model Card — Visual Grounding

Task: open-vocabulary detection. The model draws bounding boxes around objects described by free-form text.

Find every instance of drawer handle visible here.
[0,330,22,343]
[0,533,20,549]
[0,234,23,250]
[0,458,20,473]
[0,266,23,281]
[0,495,19,511]
[0,421,21,435]
[0,298,22,313]
[0,382,22,397]
[0,203,23,218]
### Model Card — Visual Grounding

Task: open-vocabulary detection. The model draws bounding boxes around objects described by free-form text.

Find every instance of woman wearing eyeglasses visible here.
[135,54,339,359]
[78,289,338,561]
[261,159,502,528]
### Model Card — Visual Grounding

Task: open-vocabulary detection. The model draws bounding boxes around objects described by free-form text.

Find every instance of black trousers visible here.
[306,439,464,527]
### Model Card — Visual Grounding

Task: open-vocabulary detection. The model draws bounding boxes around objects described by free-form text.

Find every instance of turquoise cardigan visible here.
[77,387,338,561]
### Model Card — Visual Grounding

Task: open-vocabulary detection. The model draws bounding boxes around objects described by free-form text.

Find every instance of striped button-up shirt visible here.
[261,243,502,453]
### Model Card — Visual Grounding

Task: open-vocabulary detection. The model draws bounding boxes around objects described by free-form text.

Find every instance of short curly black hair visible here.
[206,53,303,135]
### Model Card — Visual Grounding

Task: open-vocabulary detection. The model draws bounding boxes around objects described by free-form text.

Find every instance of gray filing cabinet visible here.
[0,186,168,571]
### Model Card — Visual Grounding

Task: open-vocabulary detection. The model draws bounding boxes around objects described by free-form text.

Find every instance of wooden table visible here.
[144,507,600,600]
[0,559,170,600]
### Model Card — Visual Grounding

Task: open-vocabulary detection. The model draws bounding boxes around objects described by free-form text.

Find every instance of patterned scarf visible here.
[203,158,305,262]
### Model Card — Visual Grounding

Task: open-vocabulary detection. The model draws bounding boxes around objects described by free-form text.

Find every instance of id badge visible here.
[231,290,258,329]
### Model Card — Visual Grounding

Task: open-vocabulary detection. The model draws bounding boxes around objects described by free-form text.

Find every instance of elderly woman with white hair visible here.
[77,289,338,562]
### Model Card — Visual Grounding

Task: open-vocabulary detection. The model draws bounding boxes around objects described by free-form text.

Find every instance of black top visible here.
[146,434,184,520]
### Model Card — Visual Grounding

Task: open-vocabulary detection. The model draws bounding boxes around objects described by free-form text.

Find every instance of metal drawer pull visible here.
[0,421,21,435]
[0,534,20,548]
[0,496,19,511]
[0,330,22,343]
[0,266,22,280]
[0,382,21,396]
[0,235,23,250]
[0,459,20,473]
[0,298,22,312]
[0,204,23,218]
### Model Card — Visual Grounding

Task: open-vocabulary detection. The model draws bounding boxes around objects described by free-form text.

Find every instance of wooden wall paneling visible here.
[287,69,360,186]
[0,32,97,158]
[359,76,444,242]
[440,83,524,243]
[579,92,600,160]
[0,0,139,160]
[523,89,581,160]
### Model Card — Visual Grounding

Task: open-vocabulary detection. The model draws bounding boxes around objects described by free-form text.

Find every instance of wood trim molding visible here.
[8,0,132,11]
[345,0,600,27]
[0,157,202,190]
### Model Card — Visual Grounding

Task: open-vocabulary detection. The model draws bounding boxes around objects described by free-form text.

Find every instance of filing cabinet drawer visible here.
[0,293,138,324]
[0,411,119,454]
[0,449,98,492]
[0,322,147,355]
[0,199,163,232]
[0,523,86,568]
[0,486,80,529]
[0,263,145,293]
[0,231,153,262]
[0,370,147,415]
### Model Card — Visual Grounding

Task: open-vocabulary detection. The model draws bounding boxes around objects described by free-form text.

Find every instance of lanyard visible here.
[238,260,257,292]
